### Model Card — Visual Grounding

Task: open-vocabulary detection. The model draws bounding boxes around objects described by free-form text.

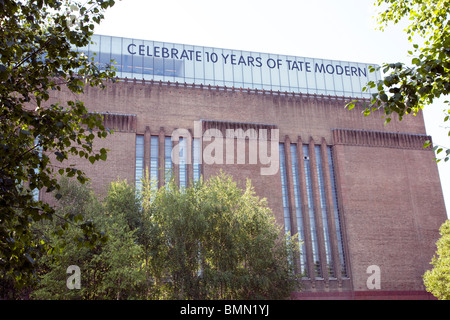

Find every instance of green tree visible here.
[141,173,301,300]
[423,219,450,300]
[32,177,145,300]
[347,0,450,161]
[29,174,301,300]
[0,0,116,288]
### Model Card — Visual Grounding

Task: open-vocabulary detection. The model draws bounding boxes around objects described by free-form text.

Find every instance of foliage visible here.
[423,219,450,300]
[347,0,450,162]
[31,177,144,300]
[29,173,301,300]
[140,173,301,300]
[0,0,116,289]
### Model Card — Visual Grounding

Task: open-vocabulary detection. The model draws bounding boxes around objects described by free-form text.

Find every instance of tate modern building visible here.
[43,34,447,299]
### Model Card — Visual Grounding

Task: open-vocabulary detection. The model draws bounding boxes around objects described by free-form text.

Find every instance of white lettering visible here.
[66,265,81,289]
[366,265,381,289]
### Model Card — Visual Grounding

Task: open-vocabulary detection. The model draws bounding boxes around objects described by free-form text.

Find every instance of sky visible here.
[95,0,449,216]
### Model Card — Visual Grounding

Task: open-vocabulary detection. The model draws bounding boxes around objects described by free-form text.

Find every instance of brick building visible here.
[43,35,447,299]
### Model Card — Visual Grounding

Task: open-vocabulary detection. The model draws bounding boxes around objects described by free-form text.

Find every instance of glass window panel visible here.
[279,143,291,235]
[297,57,308,93]
[222,49,234,85]
[286,56,299,92]
[333,61,345,94]
[121,38,134,75]
[136,135,144,191]
[142,55,154,75]
[99,35,111,71]
[193,138,201,182]
[192,45,204,83]
[315,145,335,278]
[303,145,322,278]
[304,58,316,94]
[89,35,100,66]
[151,41,163,77]
[172,43,186,81]
[327,146,348,278]
[204,56,214,81]
[213,49,224,86]
[251,53,263,89]
[323,61,335,95]
[350,63,363,98]
[290,144,308,277]
[183,44,195,80]
[269,55,281,91]
[162,43,175,82]
[150,136,159,186]
[232,50,243,84]
[242,58,253,85]
[133,40,145,78]
[279,60,290,91]
[179,137,187,188]
[314,58,326,91]
[341,62,354,96]
[110,36,122,74]
[165,136,173,184]
[260,53,271,86]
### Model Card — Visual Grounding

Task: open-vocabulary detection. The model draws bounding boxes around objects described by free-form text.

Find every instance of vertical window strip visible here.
[279,143,291,234]
[193,138,201,182]
[315,146,335,278]
[303,145,322,278]
[150,136,159,187]
[290,144,308,278]
[179,137,187,188]
[135,135,144,191]
[327,146,348,278]
[164,136,172,184]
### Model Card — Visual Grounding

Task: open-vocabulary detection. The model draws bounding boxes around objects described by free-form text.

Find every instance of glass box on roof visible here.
[78,34,380,99]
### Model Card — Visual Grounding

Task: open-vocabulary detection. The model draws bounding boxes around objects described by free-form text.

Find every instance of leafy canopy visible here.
[139,173,301,300]
[347,0,450,162]
[0,0,116,288]
[29,173,301,300]
[423,220,450,300]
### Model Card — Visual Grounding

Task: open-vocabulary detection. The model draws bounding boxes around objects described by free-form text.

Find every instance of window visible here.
[165,136,173,184]
[193,138,201,182]
[290,144,308,277]
[150,136,159,187]
[136,135,144,191]
[327,146,348,278]
[282,143,348,280]
[303,145,322,278]
[279,143,291,235]
[179,137,187,188]
[315,145,335,278]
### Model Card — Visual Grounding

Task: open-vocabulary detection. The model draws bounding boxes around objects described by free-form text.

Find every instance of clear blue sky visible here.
[95,0,449,216]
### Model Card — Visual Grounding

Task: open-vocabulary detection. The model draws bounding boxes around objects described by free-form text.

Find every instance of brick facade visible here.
[44,78,447,299]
